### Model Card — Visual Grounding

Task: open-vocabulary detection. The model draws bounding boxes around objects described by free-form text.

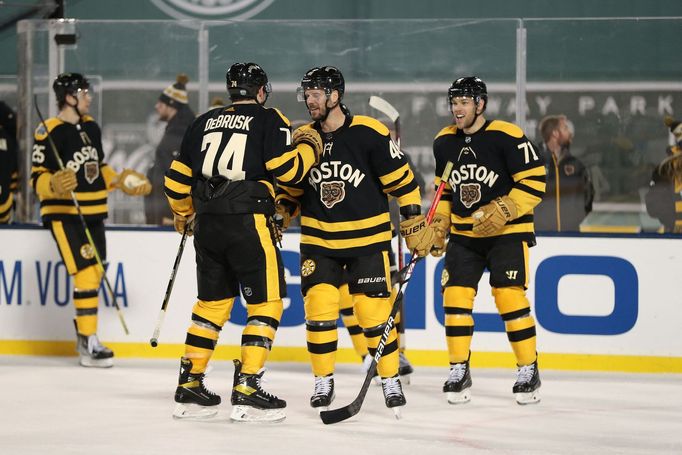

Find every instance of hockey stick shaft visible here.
[320,160,453,425]
[150,224,189,347]
[33,96,129,335]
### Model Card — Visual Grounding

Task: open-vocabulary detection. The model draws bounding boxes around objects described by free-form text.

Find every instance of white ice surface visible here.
[2,356,681,455]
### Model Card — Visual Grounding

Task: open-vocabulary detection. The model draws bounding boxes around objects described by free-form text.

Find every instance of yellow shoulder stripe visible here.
[350,115,389,136]
[435,124,457,140]
[272,108,291,127]
[486,120,523,138]
[34,117,63,140]
[81,115,95,123]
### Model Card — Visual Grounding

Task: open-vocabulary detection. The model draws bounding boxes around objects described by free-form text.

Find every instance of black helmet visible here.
[297,66,345,101]
[448,76,487,105]
[226,62,271,101]
[53,72,90,104]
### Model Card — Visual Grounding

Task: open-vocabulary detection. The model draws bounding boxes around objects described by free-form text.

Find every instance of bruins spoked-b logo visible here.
[80,243,95,260]
[320,181,345,209]
[460,182,481,208]
[441,269,449,287]
[301,259,316,277]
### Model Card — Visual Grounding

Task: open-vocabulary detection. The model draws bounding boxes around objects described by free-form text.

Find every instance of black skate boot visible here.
[513,360,541,405]
[398,351,414,384]
[310,374,335,410]
[173,357,221,419]
[230,359,286,422]
[381,375,406,419]
[76,331,114,368]
[443,360,472,404]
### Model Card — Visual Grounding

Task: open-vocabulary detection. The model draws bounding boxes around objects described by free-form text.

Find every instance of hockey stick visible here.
[33,95,129,335]
[369,96,407,352]
[320,160,454,425]
[150,223,189,347]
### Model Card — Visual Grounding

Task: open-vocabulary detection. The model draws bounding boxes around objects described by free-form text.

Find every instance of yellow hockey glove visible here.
[174,213,196,236]
[117,169,152,196]
[400,214,437,257]
[50,169,78,196]
[429,213,451,257]
[293,127,323,164]
[472,196,518,236]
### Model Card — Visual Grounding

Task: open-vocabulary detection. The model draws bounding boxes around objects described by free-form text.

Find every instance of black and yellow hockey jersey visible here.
[433,119,546,246]
[31,116,117,222]
[277,114,421,257]
[164,103,317,217]
[0,125,18,223]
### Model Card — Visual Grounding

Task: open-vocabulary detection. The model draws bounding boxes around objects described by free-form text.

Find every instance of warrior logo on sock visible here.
[320,181,345,209]
[80,243,95,260]
[301,259,316,277]
[459,182,481,208]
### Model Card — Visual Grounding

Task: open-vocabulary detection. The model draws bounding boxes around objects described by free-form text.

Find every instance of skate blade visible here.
[515,390,541,405]
[446,389,471,405]
[172,403,219,420]
[79,356,113,368]
[230,405,286,423]
[391,406,403,420]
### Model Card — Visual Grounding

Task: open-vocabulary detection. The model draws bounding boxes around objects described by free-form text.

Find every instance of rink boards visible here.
[0,227,680,373]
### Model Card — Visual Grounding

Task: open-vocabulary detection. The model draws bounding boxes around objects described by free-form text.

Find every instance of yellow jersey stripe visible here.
[302,231,392,249]
[513,166,545,182]
[170,160,193,177]
[301,212,390,232]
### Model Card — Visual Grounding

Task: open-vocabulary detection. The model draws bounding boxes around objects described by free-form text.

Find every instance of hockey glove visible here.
[174,213,196,236]
[117,169,152,196]
[429,213,451,257]
[472,196,518,236]
[50,169,78,196]
[400,214,437,257]
[293,127,324,164]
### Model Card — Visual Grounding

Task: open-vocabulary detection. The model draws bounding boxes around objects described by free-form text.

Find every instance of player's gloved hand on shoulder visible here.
[400,214,437,257]
[174,213,196,236]
[117,169,152,196]
[293,127,324,164]
[472,196,517,236]
[50,169,78,196]
[429,213,451,257]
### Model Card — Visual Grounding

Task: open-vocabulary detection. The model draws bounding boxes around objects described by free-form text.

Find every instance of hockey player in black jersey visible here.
[0,102,18,223]
[431,76,546,405]
[276,66,438,417]
[164,62,323,422]
[31,73,151,368]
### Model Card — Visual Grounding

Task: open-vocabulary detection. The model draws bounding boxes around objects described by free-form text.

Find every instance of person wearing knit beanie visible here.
[146,74,196,225]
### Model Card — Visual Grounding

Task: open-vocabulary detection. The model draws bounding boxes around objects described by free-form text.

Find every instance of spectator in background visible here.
[0,101,18,223]
[645,116,682,233]
[145,74,195,225]
[535,114,593,232]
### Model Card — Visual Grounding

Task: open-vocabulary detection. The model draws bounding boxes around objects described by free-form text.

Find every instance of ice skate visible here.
[230,359,286,423]
[310,374,335,411]
[443,360,472,404]
[381,375,406,419]
[398,351,414,385]
[513,360,541,405]
[173,357,221,419]
[76,332,114,368]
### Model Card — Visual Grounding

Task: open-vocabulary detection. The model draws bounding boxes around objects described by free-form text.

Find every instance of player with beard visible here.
[275,66,439,417]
